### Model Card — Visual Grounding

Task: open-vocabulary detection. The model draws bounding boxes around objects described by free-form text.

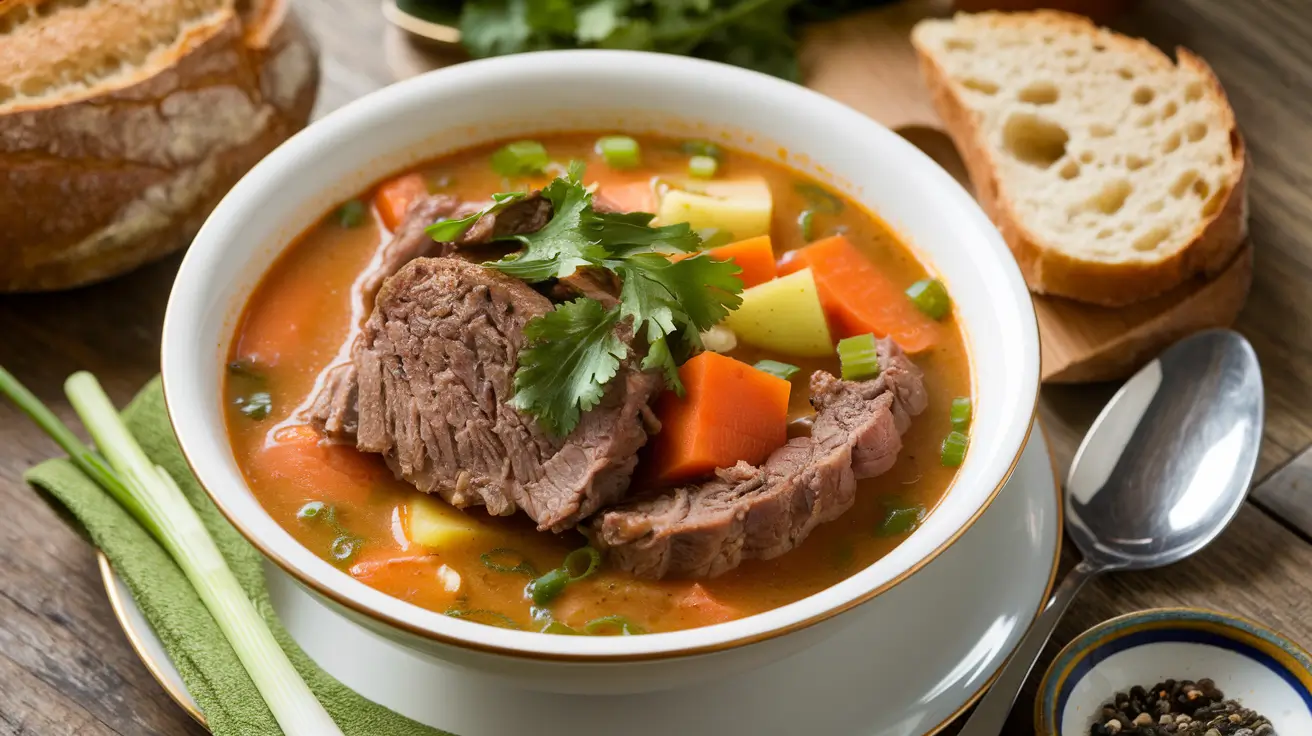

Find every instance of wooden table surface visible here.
[1,0,1310,733]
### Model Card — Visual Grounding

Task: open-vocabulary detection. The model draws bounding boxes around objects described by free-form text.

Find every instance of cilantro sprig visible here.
[433,163,743,435]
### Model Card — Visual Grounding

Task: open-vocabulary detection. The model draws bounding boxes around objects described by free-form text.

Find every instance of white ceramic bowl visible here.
[161,50,1040,694]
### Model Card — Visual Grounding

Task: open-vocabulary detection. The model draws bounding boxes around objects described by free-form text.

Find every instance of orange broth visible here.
[224,133,972,634]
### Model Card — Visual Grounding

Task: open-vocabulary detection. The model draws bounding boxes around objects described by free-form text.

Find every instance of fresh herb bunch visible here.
[434,162,744,435]
[396,0,898,80]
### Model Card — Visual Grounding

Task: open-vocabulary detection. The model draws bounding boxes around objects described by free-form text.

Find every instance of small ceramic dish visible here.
[380,0,461,46]
[1037,608,1312,735]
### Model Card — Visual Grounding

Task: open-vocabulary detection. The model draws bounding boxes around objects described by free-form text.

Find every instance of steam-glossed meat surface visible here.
[309,192,549,441]
[589,337,928,579]
[352,257,661,532]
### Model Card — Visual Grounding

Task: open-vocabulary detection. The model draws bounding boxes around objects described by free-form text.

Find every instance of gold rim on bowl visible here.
[100,422,1062,733]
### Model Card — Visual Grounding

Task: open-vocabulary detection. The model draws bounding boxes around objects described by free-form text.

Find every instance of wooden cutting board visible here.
[381,0,1252,383]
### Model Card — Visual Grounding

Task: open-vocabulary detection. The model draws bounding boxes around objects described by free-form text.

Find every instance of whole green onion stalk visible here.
[0,368,342,736]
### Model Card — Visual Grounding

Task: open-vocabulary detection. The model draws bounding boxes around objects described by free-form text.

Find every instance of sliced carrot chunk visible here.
[649,352,791,485]
[250,425,386,506]
[599,180,658,213]
[374,173,428,231]
[677,583,738,624]
[703,236,778,288]
[777,235,940,352]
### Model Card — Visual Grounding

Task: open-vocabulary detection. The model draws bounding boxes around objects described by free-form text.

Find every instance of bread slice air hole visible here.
[1126,154,1150,171]
[1079,150,1095,163]
[1087,179,1133,215]
[1137,112,1157,127]
[1186,121,1208,142]
[1118,68,1135,80]
[1097,229,1114,239]
[1146,200,1165,214]
[946,38,975,51]
[1193,178,1211,200]
[1133,226,1171,252]
[1090,123,1115,138]
[1164,132,1182,153]
[1059,160,1080,180]
[1018,81,1059,105]
[1170,169,1199,198]
[1184,81,1204,102]
[1162,101,1179,119]
[1133,87,1155,105]
[1002,112,1069,168]
[962,77,1000,95]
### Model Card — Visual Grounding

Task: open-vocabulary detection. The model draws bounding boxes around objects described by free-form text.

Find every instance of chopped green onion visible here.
[698,228,735,249]
[688,155,717,179]
[444,608,522,630]
[237,391,272,420]
[528,567,570,606]
[680,139,722,159]
[837,333,881,381]
[562,546,601,582]
[950,397,972,431]
[877,504,926,536]
[480,548,538,577]
[330,536,360,563]
[296,501,327,521]
[905,279,951,320]
[753,359,801,380]
[795,182,844,214]
[490,140,549,178]
[583,615,646,636]
[335,199,367,228]
[540,620,579,635]
[798,209,815,241]
[3,370,343,734]
[941,431,968,467]
[596,136,641,169]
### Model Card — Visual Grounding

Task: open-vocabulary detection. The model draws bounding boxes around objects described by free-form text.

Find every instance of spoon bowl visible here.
[960,328,1264,735]
[1066,328,1264,570]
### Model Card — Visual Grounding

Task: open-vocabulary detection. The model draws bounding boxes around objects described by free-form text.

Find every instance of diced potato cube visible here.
[406,494,482,549]
[656,177,772,239]
[723,268,833,357]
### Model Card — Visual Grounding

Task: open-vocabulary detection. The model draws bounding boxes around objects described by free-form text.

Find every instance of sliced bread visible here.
[911,11,1247,307]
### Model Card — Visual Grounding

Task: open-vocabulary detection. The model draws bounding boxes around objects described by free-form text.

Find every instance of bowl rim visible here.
[161,48,1041,662]
[1034,606,1312,735]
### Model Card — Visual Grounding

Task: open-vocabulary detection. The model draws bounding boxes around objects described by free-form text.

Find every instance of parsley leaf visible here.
[512,299,627,436]
[476,165,747,435]
[425,192,527,242]
[486,162,603,282]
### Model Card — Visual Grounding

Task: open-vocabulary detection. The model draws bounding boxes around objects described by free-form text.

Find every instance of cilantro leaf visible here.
[426,192,527,242]
[586,212,702,256]
[485,163,603,282]
[513,299,627,435]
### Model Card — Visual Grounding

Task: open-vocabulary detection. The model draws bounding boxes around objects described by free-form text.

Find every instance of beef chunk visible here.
[587,338,928,579]
[309,191,550,441]
[353,257,661,532]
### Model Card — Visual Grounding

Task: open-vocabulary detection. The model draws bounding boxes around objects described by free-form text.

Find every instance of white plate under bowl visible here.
[102,432,1060,736]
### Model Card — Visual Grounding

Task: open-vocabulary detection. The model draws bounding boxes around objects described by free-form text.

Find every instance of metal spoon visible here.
[959,328,1264,735]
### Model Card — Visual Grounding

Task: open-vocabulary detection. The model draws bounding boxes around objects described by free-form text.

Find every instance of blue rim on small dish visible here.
[1036,607,1312,735]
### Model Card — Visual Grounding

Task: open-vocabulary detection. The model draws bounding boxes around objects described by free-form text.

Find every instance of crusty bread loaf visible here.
[912,11,1247,307]
[0,0,318,291]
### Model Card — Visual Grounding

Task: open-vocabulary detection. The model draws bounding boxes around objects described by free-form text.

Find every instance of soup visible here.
[224,133,971,635]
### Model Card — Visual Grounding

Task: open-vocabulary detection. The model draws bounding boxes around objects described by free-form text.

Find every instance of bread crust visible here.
[0,0,318,291]
[913,12,1249,307]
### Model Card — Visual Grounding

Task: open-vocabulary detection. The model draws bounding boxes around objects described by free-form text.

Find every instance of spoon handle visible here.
[958,560,1100,736]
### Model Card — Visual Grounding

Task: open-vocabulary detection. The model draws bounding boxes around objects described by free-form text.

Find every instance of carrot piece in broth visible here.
[374,173,428,231]
[678,583,738,624]
[251,425,385,507]
[648,352,791,485]
[778,235,940,352]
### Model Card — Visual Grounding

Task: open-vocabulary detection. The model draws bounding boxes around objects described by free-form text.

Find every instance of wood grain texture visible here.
[1,1,1310,734]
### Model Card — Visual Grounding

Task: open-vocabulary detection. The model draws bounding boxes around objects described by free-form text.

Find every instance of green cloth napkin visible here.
[25,378,452,736]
